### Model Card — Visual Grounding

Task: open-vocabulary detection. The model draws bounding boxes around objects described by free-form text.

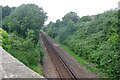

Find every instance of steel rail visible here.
[41,32,78,80]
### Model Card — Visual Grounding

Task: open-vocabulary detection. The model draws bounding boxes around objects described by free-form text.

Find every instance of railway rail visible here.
[40,32,78,80]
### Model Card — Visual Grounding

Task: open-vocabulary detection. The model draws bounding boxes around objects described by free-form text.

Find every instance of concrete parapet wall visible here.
[0,46,44,79]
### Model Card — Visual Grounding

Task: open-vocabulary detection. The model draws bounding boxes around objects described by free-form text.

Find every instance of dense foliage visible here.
[44,10,120,79]
[2,4,47,74]
[2,4,47,42]
[44,12,78,42]
[9,33,44,65]
[0,28,11,52]
[2,6,16,19]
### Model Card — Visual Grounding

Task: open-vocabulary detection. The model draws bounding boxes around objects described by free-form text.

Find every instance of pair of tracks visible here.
[41,32,78,80]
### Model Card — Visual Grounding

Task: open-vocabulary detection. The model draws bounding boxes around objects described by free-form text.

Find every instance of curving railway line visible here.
[40,32,78,80]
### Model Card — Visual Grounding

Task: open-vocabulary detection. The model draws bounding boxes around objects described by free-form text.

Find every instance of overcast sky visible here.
[1,0,119,24]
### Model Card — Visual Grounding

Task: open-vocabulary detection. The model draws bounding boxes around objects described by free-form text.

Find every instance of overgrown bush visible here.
[10,33,44,66]
[0,28,11,52]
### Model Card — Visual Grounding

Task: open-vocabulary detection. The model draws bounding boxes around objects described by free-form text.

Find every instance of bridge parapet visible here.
[0,46,44,79]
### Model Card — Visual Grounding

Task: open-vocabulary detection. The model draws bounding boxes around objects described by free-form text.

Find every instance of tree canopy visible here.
[2,6,16,19]
[62,12,79,25]
[2,4,47,42]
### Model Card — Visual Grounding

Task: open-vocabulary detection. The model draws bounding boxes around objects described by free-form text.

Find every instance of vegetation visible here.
[2,4,47,75]
[57,40,105,78]
[44,10,120,79]
[2,6,16,19]
[0,28,11,52]
[44,12,78,42]
[1,3,119,79]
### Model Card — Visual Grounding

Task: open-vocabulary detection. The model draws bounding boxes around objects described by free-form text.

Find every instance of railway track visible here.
[40,32,78,80]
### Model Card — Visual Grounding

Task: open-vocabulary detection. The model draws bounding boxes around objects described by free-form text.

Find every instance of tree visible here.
[2,6,16,19]
[79,15,91,22]
[62,12,79,25]
[2,4,47,42]
[0,6,2,28]
[2,6,11,18]
[54,19,61,28]
[58,20,75,42]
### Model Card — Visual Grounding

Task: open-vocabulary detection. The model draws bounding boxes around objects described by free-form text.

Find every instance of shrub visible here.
[0,28,11,52]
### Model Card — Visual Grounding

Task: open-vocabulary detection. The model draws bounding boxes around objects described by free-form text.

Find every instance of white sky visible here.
[0,0,119,24]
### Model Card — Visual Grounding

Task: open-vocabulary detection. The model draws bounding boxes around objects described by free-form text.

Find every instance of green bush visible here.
[10,34,44,66]
[0,28,11,52]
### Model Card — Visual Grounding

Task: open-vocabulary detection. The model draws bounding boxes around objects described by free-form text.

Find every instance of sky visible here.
[0,0,119,24]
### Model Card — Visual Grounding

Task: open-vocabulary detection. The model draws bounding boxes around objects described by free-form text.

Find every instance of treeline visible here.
[1,4,47,75]
[43,10,120,79]
[2,6,16,19]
